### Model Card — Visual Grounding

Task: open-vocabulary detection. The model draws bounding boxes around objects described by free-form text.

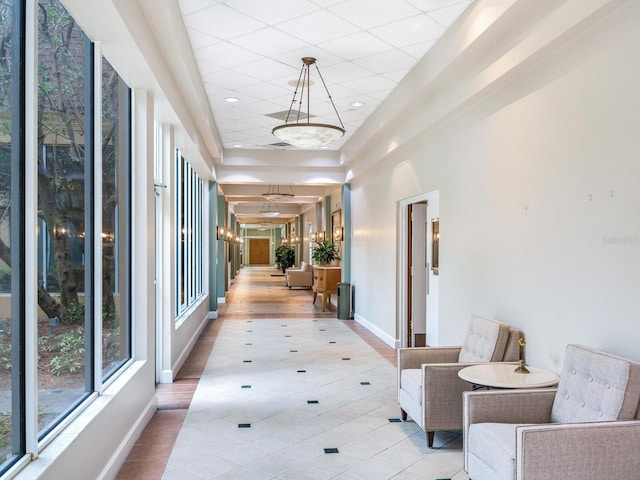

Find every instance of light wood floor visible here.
[115,266,396,480]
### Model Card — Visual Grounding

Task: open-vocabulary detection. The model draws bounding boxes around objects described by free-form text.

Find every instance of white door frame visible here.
[397,190,440,348]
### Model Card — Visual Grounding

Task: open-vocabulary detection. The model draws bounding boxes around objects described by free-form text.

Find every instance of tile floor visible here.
[118,266,469,480]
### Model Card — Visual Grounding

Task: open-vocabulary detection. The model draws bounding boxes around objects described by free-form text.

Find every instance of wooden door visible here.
[249,238,270,264]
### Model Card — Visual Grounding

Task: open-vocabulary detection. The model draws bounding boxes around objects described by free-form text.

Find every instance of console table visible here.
[312,266,341,312]
[458,363,559,389]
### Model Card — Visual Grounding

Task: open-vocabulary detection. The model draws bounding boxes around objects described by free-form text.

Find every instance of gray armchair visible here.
[463,344,640,480]
[397,315,521,447]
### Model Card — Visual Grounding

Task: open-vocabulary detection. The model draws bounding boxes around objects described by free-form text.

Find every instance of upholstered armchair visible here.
[397,315,521,447]
[285,261,313,289]
[463,344,640,480]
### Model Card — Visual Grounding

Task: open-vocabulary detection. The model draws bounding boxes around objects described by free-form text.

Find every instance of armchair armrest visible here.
[422,362,476,431]
[463,388,556,470]
[397,346,462,371]
[464,388,556,426]
[516,421,640,478]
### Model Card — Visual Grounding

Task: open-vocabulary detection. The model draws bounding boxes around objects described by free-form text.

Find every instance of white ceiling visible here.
[174,0,473,224]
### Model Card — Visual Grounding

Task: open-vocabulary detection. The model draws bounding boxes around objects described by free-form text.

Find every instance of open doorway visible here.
[398,191,439,348]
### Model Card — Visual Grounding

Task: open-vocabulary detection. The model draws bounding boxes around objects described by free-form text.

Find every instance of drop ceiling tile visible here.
[204,69,262,90]
[328,0,420,30]
[236,82,289,98]
[184,4,266,40]
[382,68,411,83]
[320,61,377,84]
[277,9,360,45]
[233,58,299,82]
[403,0,468,12]
[196,42,263,69]
[428,1,471,27]
[196,59,227,76]
[310,0,348,7]
[177,0,218,16]
[272,47,346,70]
[402,39,438,59]
[232,27,310,57]
[371,14,445,47]
[318,31,393,61]
[352,49,416,74]
[184,28,220,51]
[342,75,397,94]
[226,0,320,24]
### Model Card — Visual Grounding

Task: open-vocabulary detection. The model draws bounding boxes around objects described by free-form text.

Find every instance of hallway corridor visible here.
[119,266,466,480]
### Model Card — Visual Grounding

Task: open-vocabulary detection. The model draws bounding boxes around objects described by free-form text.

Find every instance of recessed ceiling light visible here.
[319,146,329,149]
[350,101,365,108]
[224,96,239,103]
[232,144,242,148]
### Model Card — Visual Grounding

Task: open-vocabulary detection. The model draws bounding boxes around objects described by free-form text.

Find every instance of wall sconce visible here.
[217,226,226,240]
[311,232,317,243]
[333,226,344,242]
[226,230,234,241]
[431,218,439,275]
[317,231,325,242]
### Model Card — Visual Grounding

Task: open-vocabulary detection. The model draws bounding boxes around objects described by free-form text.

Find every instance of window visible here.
[0,0,132,473]
[100,56,131,380]
[175,153,204,317]
[0,0,22,469]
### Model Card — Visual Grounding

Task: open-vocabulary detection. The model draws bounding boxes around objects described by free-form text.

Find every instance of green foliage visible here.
[312,239,339,265]
[275,244,295,272]
[0,342,11,372]
[48,327,84,376]
[0,416,10,452]
[62,302,84,325]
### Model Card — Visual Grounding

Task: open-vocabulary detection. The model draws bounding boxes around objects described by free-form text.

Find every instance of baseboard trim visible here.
[353,314,397,349]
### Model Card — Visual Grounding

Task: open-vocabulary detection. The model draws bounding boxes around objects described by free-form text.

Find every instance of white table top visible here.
[458,363,559,389]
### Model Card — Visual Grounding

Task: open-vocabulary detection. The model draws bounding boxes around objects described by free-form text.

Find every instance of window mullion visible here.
[24,0,39,459]
[93,41,104,393]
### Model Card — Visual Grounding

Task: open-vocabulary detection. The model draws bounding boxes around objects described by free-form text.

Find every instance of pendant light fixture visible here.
[262,185,295,201]
[272,57,345,149]
[259,203,281,217]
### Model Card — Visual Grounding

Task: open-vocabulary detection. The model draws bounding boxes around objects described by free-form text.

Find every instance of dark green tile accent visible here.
[243,360,252,363]
[324,448,339,454]
[360,381,370,385]
[245,343,252,345]
[297,370,306,373]
[285,335,292,337]
[246,330,253,332]
[342,358,350,361]
[307,400,319,404]
[238,423,251,428]
[388,418,402,422]
[290,350,298,352]
[319,329,326,331]
[241,385,251,389]
[329,341,336,344]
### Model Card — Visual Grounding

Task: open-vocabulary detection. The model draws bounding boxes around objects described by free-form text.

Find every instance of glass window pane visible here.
[101,56,130,380]
[37,0,91,436]
[0,0,21,469]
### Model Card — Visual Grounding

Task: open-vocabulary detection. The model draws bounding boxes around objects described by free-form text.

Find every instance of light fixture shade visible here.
[273,123,344,149]
[262,184,295,201]
[259,203,280,217]
[272,57,345,149]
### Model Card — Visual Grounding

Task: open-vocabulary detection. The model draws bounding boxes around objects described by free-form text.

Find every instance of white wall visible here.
[348,0,640,371]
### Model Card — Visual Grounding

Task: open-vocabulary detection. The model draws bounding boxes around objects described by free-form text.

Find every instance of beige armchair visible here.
[463,344,640,480]
[285,261,312,289]
[397,315,521,447]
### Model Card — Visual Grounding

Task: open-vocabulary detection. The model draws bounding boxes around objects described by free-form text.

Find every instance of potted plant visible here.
[275,244,295,272]
[312,239,339,265]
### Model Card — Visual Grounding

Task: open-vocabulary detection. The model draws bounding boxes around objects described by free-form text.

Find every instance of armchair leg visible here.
[400,409,407,421]
[427,431,435,448]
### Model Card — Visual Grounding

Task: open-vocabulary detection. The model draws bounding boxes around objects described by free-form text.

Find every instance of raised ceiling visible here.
[174,0,473,223]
